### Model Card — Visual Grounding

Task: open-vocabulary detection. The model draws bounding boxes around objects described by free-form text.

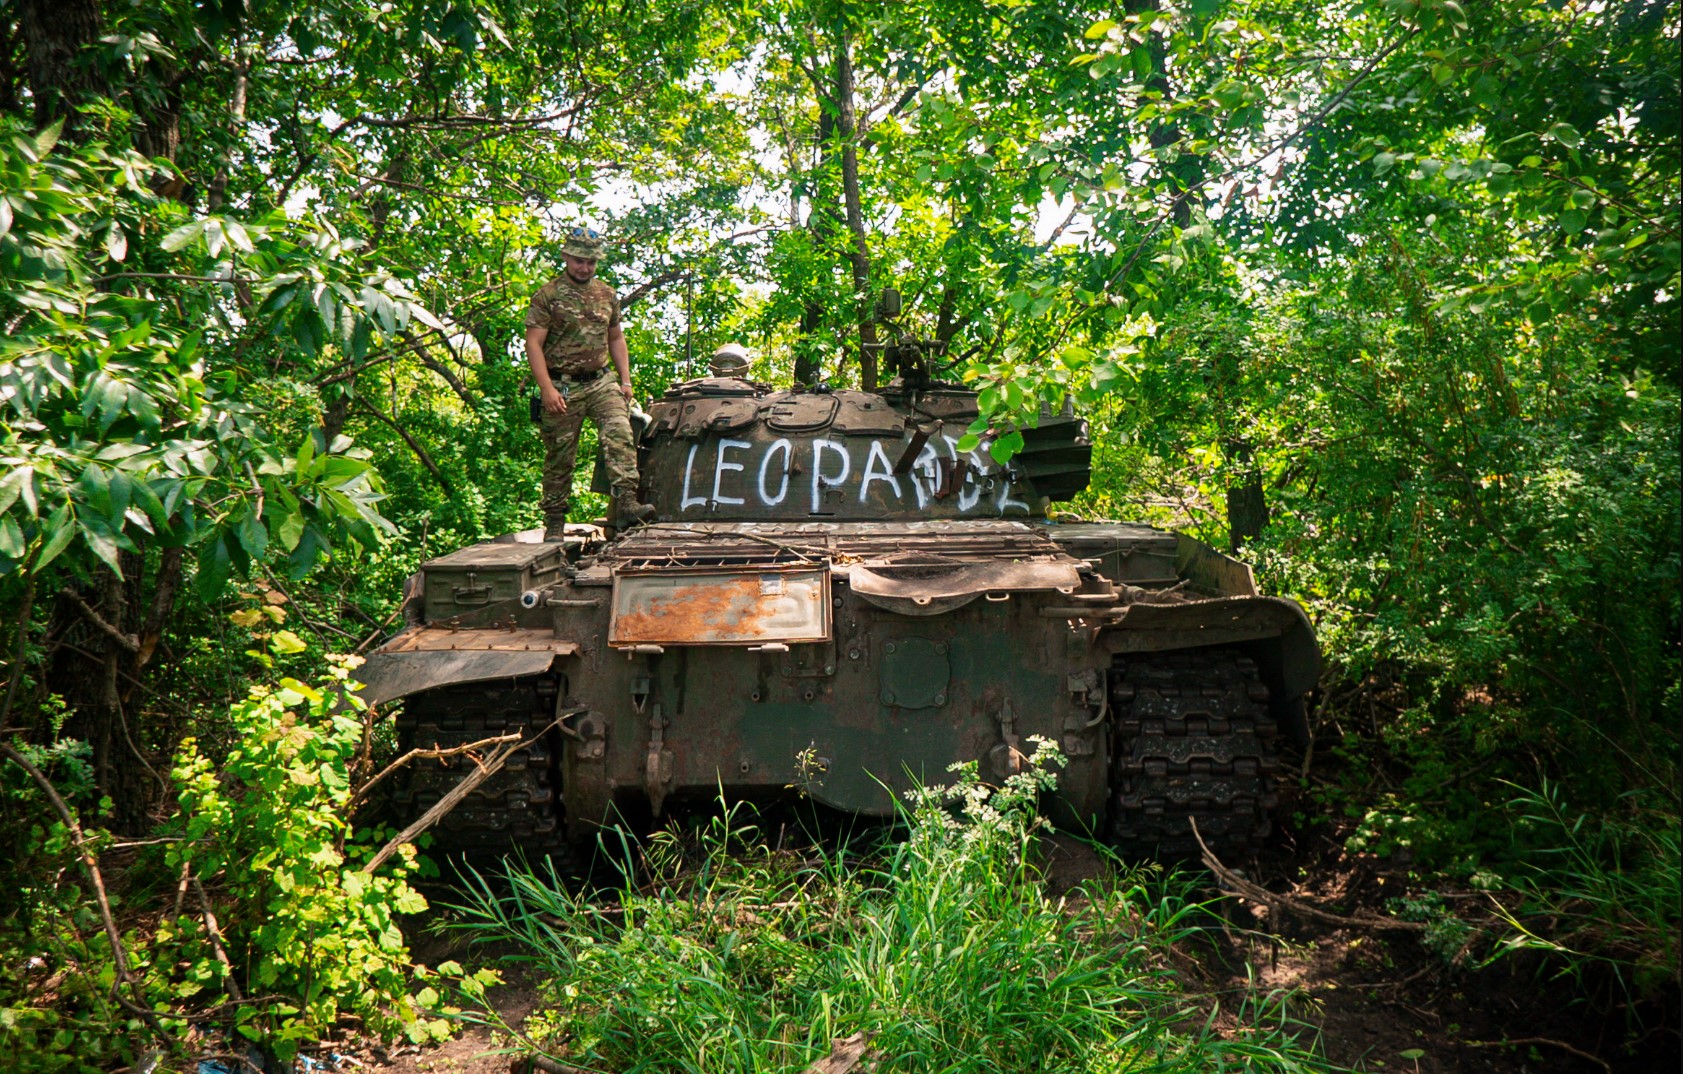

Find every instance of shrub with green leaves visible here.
[164,657,445,1059]
[457,742,1328,1073]
[1,659,449,1070]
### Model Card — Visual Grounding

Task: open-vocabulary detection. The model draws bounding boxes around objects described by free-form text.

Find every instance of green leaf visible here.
[196,532,233,602]
[83,520,124,575]
[271,630,308,655]
[34,117,64,157]
[276,507,306,552]
[161,219,207,252]
[0,516,24,558]
[955,432,981,454]
[106,224,128,262]
[989,431,1025,466]
[1548,122,1582,149]
[0,468,26,518]
[1083,19,1117,40]
[36,506,76,571]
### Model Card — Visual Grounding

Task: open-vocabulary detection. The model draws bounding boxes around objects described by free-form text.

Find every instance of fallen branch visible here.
[802,1031,877,1074]
[349,732,522,812]
[1190,818,1426,934]
[1464,1037,1611,1073]
[0,742,171,1040]
[361,724,556,873]
[513,1056,599,1074]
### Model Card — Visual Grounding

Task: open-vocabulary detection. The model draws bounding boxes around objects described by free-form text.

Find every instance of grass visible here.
[1487,779,1682,1002]
[448,742,1331,1073]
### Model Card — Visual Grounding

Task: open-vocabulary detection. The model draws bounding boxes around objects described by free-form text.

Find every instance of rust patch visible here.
[610,569,830,646]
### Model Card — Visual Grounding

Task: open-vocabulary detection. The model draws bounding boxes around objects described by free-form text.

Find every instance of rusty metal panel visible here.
[1174,532,1258,596]
[609,567,830,646]
[847,556,1081,600]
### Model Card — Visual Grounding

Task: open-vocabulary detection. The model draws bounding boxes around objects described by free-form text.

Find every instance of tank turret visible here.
[638,379,1090,523]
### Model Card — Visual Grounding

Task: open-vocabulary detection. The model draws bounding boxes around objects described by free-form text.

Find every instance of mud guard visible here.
[1096,595,1321,699]
[356,627,579,705]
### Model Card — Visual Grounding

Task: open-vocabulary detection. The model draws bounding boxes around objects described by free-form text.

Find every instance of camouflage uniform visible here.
[525,274,641,526]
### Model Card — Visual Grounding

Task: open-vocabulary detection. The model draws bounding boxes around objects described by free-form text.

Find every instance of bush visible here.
[0,658,448,1071]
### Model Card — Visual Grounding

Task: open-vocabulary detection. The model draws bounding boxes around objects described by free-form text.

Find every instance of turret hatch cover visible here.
[763,393,840,432]
[830,390,906,436]
[676,397,759,438]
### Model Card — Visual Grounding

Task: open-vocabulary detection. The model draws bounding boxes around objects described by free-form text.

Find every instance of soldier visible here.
[524,227,656,538]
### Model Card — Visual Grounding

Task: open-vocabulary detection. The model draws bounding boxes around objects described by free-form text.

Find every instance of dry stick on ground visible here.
[0,742,171,1041]
[800,1031,877,1074]
[1465,1037,1612,1074]
[1190,818,1427,933]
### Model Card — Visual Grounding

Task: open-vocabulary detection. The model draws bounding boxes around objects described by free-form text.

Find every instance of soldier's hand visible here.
[618,382,634,404]
[542,385,567,415]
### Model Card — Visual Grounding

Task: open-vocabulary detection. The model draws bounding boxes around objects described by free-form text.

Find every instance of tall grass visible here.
[452,743,1329,1073]
[1487,780,1682,1003]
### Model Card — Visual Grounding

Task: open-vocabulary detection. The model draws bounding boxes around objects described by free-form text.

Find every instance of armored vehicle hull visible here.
[360,377,1319,861]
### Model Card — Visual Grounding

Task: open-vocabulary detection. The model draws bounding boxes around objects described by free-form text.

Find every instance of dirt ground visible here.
[338,827,1674,1074]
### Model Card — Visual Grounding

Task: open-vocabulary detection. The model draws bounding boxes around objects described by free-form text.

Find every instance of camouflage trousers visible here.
[539,372,640,522]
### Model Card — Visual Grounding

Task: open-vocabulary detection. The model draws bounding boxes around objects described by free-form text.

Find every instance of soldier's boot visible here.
[612,491,656,528]
[543,507,569,542]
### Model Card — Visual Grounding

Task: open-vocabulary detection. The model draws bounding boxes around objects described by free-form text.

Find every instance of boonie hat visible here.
[562,226,605,259]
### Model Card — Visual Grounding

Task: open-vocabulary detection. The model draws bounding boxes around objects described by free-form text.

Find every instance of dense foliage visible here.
[0,0,1676,1066]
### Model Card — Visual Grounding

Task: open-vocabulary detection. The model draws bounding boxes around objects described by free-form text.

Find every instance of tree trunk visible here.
[16,0,107,133]
[46,564,153,830]
[832,26,879,388]
[1224,438,1269,551]
[794,102,837,388]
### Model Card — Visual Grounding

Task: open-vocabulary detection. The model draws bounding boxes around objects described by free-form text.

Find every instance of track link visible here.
[393,679,575,868]
[1107,648,1279,861]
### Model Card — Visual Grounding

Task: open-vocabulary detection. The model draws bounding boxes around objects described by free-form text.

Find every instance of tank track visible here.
[393,679,574,868]
[1107,648,1279,861]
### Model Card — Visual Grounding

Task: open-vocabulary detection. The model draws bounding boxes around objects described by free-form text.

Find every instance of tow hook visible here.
[990,698,1026,779]
[644,703,674,817]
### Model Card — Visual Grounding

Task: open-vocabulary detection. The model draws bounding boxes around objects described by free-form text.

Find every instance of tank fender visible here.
[356,627,580,705]
[1097,596,1320,697]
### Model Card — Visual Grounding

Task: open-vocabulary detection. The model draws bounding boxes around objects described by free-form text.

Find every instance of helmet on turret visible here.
[710,344,751,377]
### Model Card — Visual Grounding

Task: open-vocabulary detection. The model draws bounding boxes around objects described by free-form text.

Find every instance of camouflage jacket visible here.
[524,274,621,377]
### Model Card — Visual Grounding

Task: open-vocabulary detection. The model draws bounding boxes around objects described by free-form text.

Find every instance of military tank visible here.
[358,293,1320,863]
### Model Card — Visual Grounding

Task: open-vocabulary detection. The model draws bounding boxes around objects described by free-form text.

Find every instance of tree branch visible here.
[58,588,139,654]
[1191,818,1426,933]
[361,731,538,873]
[0,742,171,1040]
[353,395,454,496]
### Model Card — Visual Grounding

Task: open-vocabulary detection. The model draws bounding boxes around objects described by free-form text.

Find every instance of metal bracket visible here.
[451,570,492,605]
[644,703,674,817]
